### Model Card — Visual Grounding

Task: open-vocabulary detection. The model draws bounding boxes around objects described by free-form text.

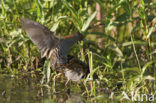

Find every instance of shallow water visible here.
[0,73,112,103]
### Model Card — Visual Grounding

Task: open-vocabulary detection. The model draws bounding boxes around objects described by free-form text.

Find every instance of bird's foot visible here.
[53,73,62,93]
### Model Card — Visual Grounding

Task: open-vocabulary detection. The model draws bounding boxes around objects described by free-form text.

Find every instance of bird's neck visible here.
[61,34,81,45]
[59,34,80,54]
[60,34,75,39]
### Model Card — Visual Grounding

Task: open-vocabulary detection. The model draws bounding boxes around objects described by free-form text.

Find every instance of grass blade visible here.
[81,11,97,32]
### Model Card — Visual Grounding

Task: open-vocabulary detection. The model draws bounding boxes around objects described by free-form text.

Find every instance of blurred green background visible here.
[0,0,156,102]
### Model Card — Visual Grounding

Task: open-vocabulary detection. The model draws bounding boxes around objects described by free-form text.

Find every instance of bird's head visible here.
[60,32,84,41]
[73,32,84,41]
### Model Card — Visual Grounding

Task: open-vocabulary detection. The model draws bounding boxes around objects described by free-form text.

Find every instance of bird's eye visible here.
[82,75,86,78]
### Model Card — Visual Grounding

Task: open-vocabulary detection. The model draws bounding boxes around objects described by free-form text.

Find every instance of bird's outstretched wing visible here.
[21,18,83,68]
[21,18,60,58]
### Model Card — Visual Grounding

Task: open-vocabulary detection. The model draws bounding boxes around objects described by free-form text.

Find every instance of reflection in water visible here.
[0,74,85,103]
[0,74,112,103]
[65,94,84,103]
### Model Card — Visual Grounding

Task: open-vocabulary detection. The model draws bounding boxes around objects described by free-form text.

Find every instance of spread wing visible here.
[21,18,60,58]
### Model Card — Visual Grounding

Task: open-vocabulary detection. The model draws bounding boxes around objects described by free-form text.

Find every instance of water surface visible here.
[0,73,111,103]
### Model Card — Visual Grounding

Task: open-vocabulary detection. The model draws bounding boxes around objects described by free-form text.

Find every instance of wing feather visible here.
[21,18,59,58]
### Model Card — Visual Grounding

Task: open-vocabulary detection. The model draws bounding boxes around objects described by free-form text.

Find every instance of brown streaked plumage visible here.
[21,18,89,82]
[55,55,89,82]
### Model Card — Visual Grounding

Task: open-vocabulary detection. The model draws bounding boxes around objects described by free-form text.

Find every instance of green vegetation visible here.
[0,0,156,102]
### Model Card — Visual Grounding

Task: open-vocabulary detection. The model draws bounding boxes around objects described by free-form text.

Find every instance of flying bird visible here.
[20,18,89,83]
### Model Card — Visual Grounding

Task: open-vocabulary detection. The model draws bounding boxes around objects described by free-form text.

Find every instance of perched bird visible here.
[20,18,89,83]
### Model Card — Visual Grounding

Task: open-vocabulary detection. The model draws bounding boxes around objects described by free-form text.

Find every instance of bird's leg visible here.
[65,79,70,88]
[53,73,62,93]
[65,79,71,93]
